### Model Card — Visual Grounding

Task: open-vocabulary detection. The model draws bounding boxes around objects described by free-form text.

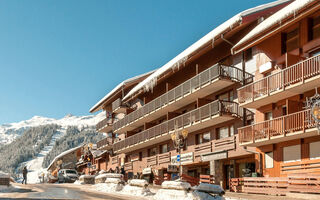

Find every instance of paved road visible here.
[0,183,142,200]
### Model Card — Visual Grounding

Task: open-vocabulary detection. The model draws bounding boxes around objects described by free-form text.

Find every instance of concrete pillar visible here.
[210,160,223,187]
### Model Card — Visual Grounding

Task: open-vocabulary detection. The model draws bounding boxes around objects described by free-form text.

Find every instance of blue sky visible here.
[0,0,275,124]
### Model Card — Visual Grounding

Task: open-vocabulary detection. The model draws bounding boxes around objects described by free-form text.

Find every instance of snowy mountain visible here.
[0,112,105,145]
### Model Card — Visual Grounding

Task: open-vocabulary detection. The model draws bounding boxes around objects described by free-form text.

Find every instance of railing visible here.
[181,174,200,186]
[96,117,113,131]
[281,159,320,175]
[199,174,215,184]
[194,142,212,157]
[112,98,125,112]
[113,100,245,152]
[111,156,118,165]
[96,137,112,149]
[158,152,171,164]
[239,109,316,144]
[238,54,320,104]
[230,175,320,196]
[147,155,157,166]
[124,162,133,171]
[214,135,236,152]
[114,64,253,131]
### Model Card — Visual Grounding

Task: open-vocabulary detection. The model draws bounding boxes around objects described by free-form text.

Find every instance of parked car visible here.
[58,169,79,183]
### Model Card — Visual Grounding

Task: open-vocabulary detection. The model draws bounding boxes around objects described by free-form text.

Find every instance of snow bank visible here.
[128,179,148,187]
[104,173,123,179]
[193,183,224,195]
[161,181,191,190]
[95,174,108,183]
[0,185,21,193]
[79,175,95,184]
[105,177,122,184]
[95,182,123,193]
[0,171,9,178]
[120,184,152,197]
[153,188,192,200]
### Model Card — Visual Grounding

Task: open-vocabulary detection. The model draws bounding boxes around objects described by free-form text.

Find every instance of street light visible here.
[170,124,189,179]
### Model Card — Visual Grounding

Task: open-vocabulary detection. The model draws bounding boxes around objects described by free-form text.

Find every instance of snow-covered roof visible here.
[89,69,156,113]
[122,0,292,101]
[232,0,316,54]
[47,145,83,171]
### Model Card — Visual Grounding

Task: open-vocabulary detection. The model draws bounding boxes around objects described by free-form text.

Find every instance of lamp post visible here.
[170,125,189,179]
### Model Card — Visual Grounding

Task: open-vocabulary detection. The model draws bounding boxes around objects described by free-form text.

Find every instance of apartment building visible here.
[90,0,292,189]
[233,0,320,179]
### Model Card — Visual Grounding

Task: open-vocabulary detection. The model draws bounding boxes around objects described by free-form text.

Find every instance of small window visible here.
[148,147,157,157]
[160,144,169,154]
[245,48,253,61]
[309,16,320,41]
[265,112,273,121]
[265,152,274,169]
[218,127,229,139]
[283,145,301,163]
[281,28,299,54]
[196,132,211,144]
[310,141,320,160]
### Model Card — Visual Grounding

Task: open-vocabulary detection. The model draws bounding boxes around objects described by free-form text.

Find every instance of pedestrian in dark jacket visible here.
[22,166,28,184]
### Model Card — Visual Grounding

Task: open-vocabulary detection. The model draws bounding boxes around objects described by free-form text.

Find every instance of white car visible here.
[58,169,79,183]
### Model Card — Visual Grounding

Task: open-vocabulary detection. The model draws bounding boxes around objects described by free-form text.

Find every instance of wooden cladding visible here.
[114,63,253,132]
[239,109,316,144]
[96,117,113,131]
[146,155,157,166]
[238,54,320,105]
[124,162,133,171]
[96,137,112,149]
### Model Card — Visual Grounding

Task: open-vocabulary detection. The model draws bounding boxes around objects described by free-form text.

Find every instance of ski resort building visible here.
[89,0,294,190]
[230,0,320,195]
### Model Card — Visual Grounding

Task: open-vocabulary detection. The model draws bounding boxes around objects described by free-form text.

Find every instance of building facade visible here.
[89,0,301,190]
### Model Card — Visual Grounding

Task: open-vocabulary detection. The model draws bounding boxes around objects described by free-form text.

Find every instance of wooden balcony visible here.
[194,142,212,157]
[113,100,248,153]
[113,64,253,133]
[214,135,236,152]
[96,137,113,150]
[96,117,113,133]
[158,152,171,164]
[112,98,127,114]
[124,162,133,171]
[239,109,318,146]
[147,155,157,166]
[238,54,320,109]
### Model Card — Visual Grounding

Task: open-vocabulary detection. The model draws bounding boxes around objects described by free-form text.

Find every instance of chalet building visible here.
[90,0,292,189]
[228,0,320,195]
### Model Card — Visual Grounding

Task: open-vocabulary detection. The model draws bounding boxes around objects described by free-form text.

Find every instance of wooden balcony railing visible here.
[112,98,127,113]
[96,117,113,131]
[214,135,236,152]
[181,174,200,186]
[280,159,320,175]
[158,152,171,164]
[96,137,112,149]
[124,162,133,171]
[113,100,246,152]
[111,156,118,165]
[147,155,157,166]
[194,142,212,157]
[239,109,316,144]
[199,174,215,184]
[113,63,253,132]
[238,54,320,104]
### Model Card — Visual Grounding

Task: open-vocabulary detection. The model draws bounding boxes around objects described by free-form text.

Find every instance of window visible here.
[309,15,320,41]
[196,132,211,144]
[281,28,299,54]
[160,144,169,154]
[265,152,274,169]
[217,125,234,139]
[139,152,143,161]
[283,145,301,163]
[265,112,273,120]
[218,90,234,101]
[245,48,253,61]
[148,147,157,157]
[310,141,320,160]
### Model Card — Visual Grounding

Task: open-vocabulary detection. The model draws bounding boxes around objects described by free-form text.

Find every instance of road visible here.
[0,183,146,200]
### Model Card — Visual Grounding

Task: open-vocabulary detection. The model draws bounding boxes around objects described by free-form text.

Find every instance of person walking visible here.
[22,166,28,184]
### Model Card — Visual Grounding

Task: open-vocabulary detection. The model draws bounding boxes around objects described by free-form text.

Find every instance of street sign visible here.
[177,154,180,162]
[87,162,92,167]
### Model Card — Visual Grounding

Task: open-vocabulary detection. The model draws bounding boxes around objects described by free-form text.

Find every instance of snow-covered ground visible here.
[24,128,66,184]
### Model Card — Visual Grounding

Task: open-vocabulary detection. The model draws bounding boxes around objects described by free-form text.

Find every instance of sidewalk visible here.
[225,192,305,200]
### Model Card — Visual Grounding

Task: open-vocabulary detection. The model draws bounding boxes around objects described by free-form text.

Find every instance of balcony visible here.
[158,152,171,165]
[147,155,157,166]
[112,98,127,114]
[238,109,318,146]
[96,137,113,150]
[113,100,247,153]
[96,117,113,133]
[113,64,253,133]
[238,55,320,109]
[194,136,236,157]
[124,162,133,171]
